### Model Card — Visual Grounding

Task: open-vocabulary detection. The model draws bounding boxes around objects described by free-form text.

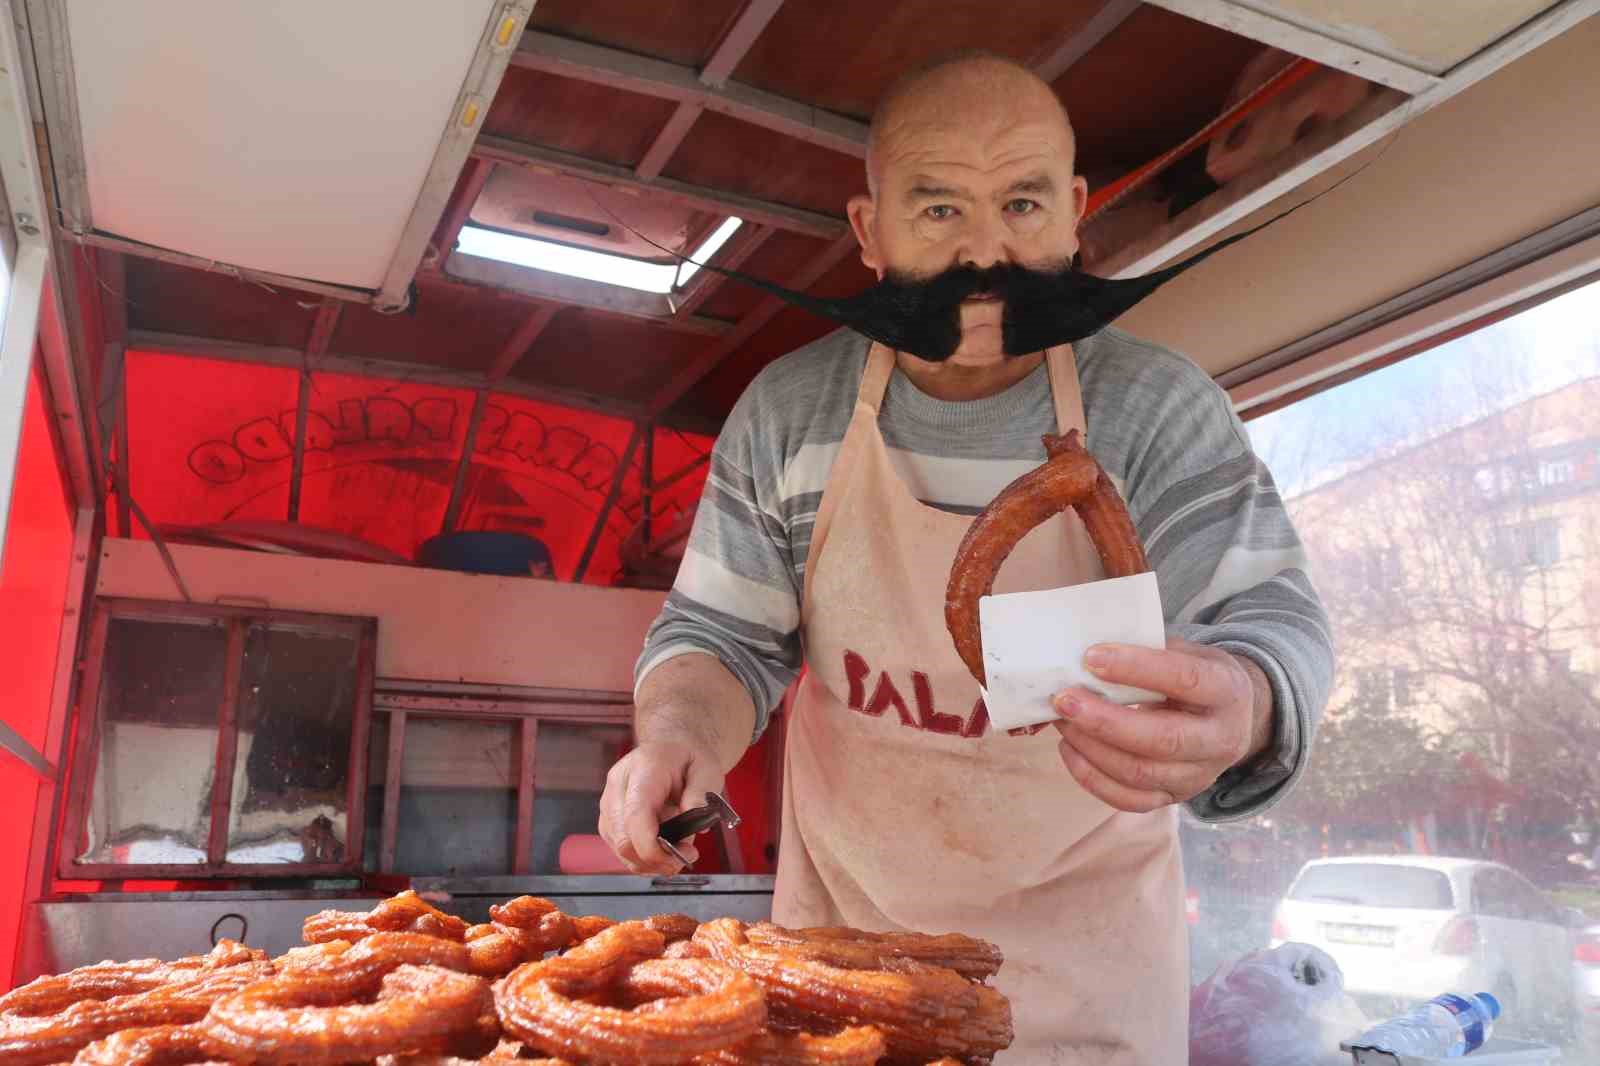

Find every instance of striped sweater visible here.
[636,327,1334,821]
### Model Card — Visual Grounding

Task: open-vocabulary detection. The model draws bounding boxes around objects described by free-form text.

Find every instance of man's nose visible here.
[956,217,1014,272]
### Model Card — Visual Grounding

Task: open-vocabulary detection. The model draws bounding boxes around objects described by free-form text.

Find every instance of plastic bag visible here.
[1190,942,1369,1066]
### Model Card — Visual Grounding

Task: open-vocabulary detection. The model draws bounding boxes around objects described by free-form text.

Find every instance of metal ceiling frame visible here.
[1224,204,1600,416]
[512,28,867,161]
[1142,0,1442,92]
[1030,0,1145,82]
[471,135,847,240]
[438,250,735,336]
[122,328,724,437]
[1095,0,1600,280]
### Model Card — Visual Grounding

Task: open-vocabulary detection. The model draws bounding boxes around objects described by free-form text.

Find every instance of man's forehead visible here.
[876,117,1076,187]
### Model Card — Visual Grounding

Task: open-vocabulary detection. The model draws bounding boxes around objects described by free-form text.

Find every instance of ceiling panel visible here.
[332,283,534,374]
[732,0,1108,119]
[486,67,679,166]
[125,259,321,350]
[664,113,865,217]
[515,312,712,406]
[1054,6,1268,175]
[67,0,499,289]
[528,0,748,67]
[1249,0,1559,75]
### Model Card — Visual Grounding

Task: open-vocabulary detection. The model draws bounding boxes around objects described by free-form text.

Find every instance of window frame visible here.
[58,597,377,880]
[370,680,655,877]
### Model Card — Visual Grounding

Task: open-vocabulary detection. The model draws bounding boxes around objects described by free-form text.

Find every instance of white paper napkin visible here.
[977,571,1166,731]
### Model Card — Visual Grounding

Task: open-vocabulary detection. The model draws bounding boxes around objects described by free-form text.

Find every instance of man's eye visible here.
[1007,199,1039,215]
[925,205,957,220]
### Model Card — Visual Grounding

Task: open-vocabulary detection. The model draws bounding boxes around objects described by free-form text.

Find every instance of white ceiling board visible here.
[66,0,499,289]
[1242,0,1562,75]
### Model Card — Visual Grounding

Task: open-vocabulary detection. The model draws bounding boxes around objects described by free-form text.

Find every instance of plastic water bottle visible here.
[1348,992,1500,1058]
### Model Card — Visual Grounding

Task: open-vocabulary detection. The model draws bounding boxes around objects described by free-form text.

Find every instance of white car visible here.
[1271,856,1577,1037]
[1578,922,1600,1051]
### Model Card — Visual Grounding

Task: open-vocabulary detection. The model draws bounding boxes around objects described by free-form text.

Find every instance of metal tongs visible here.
[656,791,740,867]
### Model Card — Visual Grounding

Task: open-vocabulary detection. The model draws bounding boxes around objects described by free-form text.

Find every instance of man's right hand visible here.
[598,739,726,875]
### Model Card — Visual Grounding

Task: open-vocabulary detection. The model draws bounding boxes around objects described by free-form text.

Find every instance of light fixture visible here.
[456,216,744,295]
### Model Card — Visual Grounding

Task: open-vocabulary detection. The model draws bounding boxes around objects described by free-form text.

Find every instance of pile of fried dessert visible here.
[0,890,1012,1064]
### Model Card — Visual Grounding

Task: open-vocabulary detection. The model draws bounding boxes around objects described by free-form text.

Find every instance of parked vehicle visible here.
[1576,922,1600,1052]
[1271,856,1578,1037]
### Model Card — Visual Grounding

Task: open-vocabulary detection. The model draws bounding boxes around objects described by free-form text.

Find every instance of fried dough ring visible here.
[496,923,766,1065]
[0,941,263,1019]
[743,925,1001,982]
[199,962,490,1065]
[695,1024,886,1065]
[0,962,274,1066]
[70,1024,229,1065]
[946,429,1148,686]
[304,889,469,945]
[463,897,578,978]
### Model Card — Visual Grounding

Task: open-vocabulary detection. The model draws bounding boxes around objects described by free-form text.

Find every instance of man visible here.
[599,52,1333,1062]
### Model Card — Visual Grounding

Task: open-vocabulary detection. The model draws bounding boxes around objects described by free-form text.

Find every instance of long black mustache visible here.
[692,218,1278,361]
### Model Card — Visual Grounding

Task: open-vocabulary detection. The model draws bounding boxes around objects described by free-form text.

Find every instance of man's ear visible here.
[847,193,885,279]
[1065,174,1090,260]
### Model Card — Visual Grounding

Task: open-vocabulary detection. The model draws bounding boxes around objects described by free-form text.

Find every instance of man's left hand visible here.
[1051,638,1273,813]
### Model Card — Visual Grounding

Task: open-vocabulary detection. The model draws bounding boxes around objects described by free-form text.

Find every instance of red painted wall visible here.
[0,364,75,990]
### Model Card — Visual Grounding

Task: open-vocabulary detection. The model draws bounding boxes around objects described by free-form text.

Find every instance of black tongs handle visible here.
[658,805,725,844]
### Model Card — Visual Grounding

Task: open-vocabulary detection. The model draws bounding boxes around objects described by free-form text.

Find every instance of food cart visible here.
[2,2,1598,1058]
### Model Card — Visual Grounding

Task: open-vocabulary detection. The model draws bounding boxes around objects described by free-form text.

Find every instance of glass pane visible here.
[224,625,359,864]
[76,618,228,866]
[1187,277,1600,1052]
[531,723,630,874]
[378,718,518,876]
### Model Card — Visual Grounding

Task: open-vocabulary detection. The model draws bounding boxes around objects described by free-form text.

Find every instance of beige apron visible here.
[775,342,1188,1064]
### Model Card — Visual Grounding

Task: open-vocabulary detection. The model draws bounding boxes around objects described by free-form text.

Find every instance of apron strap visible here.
[802,343,897,608]
[1044,345,1088,436]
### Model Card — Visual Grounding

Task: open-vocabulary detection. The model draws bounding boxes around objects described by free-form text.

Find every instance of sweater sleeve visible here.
[633,377,805,742]
[1108,347,1336,822]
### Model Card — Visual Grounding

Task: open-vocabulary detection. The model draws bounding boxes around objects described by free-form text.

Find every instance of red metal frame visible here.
[57,597,377,880]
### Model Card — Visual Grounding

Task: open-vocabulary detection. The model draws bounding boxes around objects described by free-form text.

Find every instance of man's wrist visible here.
[1234,653,1276,766]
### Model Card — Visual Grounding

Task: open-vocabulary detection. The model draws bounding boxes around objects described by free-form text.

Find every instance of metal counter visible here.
[19,875,774,982]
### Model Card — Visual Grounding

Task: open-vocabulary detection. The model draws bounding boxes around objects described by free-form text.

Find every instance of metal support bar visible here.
[671,224,776,318]
[124,328,725,436]
[286,371,312,522]
[573,424,645,582]
[640,423,655,545]
[430,157,495,269]
[0,718,55,780]
[486,304,559,381]
[648,234,857,416]
[67,230,378,305]
[701,0,786,86]
[473,136,848,240]
[1141,0,1440,92]
[288,299,342,521]
[1031,0,1143,82]
[374,2,536,311]
[441,387,489,534]
[204,621,248,865]
[379,709,406,874]
[0,247,47,570]
[513,717,538,874]
[636,103,706,181]
[512,31,865,158]
[635,0,790,179]
[114,363,131,537]
[648,451,711,495]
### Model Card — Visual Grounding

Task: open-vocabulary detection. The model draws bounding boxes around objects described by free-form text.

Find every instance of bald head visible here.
[865,52,1076,197]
